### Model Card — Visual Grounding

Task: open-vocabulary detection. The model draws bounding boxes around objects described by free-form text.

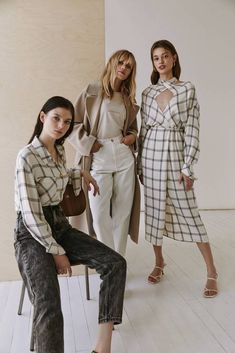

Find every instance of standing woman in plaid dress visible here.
[138,40,218,298]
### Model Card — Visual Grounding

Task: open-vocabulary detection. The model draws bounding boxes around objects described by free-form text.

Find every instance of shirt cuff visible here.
[70,168,82,196]
[46,242,66,255]
[127,130,137,137]
[181,163,194,179]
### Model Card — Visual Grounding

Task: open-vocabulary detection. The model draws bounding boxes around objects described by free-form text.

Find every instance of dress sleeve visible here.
[68,85,96,158]
[15,154,66,255]
[182,85,200,178]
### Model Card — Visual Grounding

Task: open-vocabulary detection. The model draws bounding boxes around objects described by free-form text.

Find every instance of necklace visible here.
[50,147,60,164]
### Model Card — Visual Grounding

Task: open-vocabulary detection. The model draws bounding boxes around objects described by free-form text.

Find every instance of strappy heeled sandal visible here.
[203,274,218,298]
[148,264,166,284]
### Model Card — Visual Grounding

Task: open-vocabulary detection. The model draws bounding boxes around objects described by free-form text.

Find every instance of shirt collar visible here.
[31,136,65,165]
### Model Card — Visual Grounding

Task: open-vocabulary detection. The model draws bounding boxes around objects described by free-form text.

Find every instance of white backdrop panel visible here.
[105,0,235,209]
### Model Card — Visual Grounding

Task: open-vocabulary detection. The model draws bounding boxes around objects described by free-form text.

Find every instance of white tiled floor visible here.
[1,210,235,353]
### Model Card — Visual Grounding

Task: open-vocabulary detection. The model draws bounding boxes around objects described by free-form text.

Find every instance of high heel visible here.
[148,264,166,284]
[203,273,218,298]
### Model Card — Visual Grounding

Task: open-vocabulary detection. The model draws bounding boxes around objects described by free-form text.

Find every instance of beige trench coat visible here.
[68,82,141,244]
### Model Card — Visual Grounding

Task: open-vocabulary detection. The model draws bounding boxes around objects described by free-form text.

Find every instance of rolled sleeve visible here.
[182,86,200,179]
[68,167,82,196]
[15,153,66,254]
[46,242,66,255]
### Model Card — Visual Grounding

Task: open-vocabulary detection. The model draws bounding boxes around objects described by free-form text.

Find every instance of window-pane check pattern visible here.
[138,78,208,245]
[15,136,81,254]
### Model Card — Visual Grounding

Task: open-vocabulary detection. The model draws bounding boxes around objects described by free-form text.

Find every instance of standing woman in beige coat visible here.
[68,50,140,256]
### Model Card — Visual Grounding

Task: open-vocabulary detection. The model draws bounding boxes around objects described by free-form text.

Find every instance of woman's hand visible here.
[53,254,72,277]
[81,170,100,196]
[122,134,136,146]
[90,141,103,153]
[179,173,194,191]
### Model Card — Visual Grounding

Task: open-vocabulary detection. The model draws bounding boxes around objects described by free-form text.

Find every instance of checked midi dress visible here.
[138,78,208,245]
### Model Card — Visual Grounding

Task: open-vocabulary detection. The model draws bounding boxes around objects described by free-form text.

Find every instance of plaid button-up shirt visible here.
[15,136,81,255]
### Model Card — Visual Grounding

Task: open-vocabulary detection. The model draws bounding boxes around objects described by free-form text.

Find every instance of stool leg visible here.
[85,265,90,300]
[17,282,35,350]
[18,282,26,315]
[30,307,35,351]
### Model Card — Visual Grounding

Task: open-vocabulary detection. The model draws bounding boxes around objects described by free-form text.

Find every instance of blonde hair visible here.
[101,49,136,106]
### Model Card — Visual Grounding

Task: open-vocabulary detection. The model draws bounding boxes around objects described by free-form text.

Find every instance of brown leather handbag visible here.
[60,184,86,217]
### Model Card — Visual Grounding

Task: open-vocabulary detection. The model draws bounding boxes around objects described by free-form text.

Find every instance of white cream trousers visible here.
[89,135,135,256]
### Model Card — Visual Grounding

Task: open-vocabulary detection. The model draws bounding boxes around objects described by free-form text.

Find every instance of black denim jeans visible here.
[14,205,126,353]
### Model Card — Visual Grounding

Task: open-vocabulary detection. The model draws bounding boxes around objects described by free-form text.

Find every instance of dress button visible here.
[111,139,114,142]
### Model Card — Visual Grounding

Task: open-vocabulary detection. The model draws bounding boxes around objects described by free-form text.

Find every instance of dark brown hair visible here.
[150,40,181,84]
[28,96,75,145]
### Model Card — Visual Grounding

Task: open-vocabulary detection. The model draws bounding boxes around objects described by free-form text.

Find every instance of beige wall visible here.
[0,0,104,281]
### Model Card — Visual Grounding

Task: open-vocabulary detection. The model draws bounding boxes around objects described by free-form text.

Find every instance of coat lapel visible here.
[123,95,139,132]
[85,87,102,135]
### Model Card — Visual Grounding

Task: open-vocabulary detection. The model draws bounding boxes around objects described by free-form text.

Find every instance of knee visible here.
[120,255,127,270]
[114,252,127,275]
[114,255,127,288]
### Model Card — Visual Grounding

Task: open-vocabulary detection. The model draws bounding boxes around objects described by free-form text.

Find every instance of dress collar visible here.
[158,77,178,85]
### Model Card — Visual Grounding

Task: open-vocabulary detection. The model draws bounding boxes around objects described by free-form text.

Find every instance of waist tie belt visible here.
[150,125,184,132]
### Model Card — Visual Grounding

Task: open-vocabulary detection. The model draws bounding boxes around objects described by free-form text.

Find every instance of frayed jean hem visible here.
[98,316,122,325]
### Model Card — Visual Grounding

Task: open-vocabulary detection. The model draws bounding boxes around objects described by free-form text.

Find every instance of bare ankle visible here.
[207,267,217,278]
[155,258,164,267]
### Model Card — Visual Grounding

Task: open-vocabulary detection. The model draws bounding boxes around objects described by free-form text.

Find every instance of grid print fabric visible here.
[15,136,81,254]
[138,78,208,245]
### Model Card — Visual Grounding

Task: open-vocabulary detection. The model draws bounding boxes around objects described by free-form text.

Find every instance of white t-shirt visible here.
[97,92,126,139]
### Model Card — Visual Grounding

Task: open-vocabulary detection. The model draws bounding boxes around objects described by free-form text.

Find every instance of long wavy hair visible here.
[101,49,136,106]
[150,40,181,84]
[28,96,75,145]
